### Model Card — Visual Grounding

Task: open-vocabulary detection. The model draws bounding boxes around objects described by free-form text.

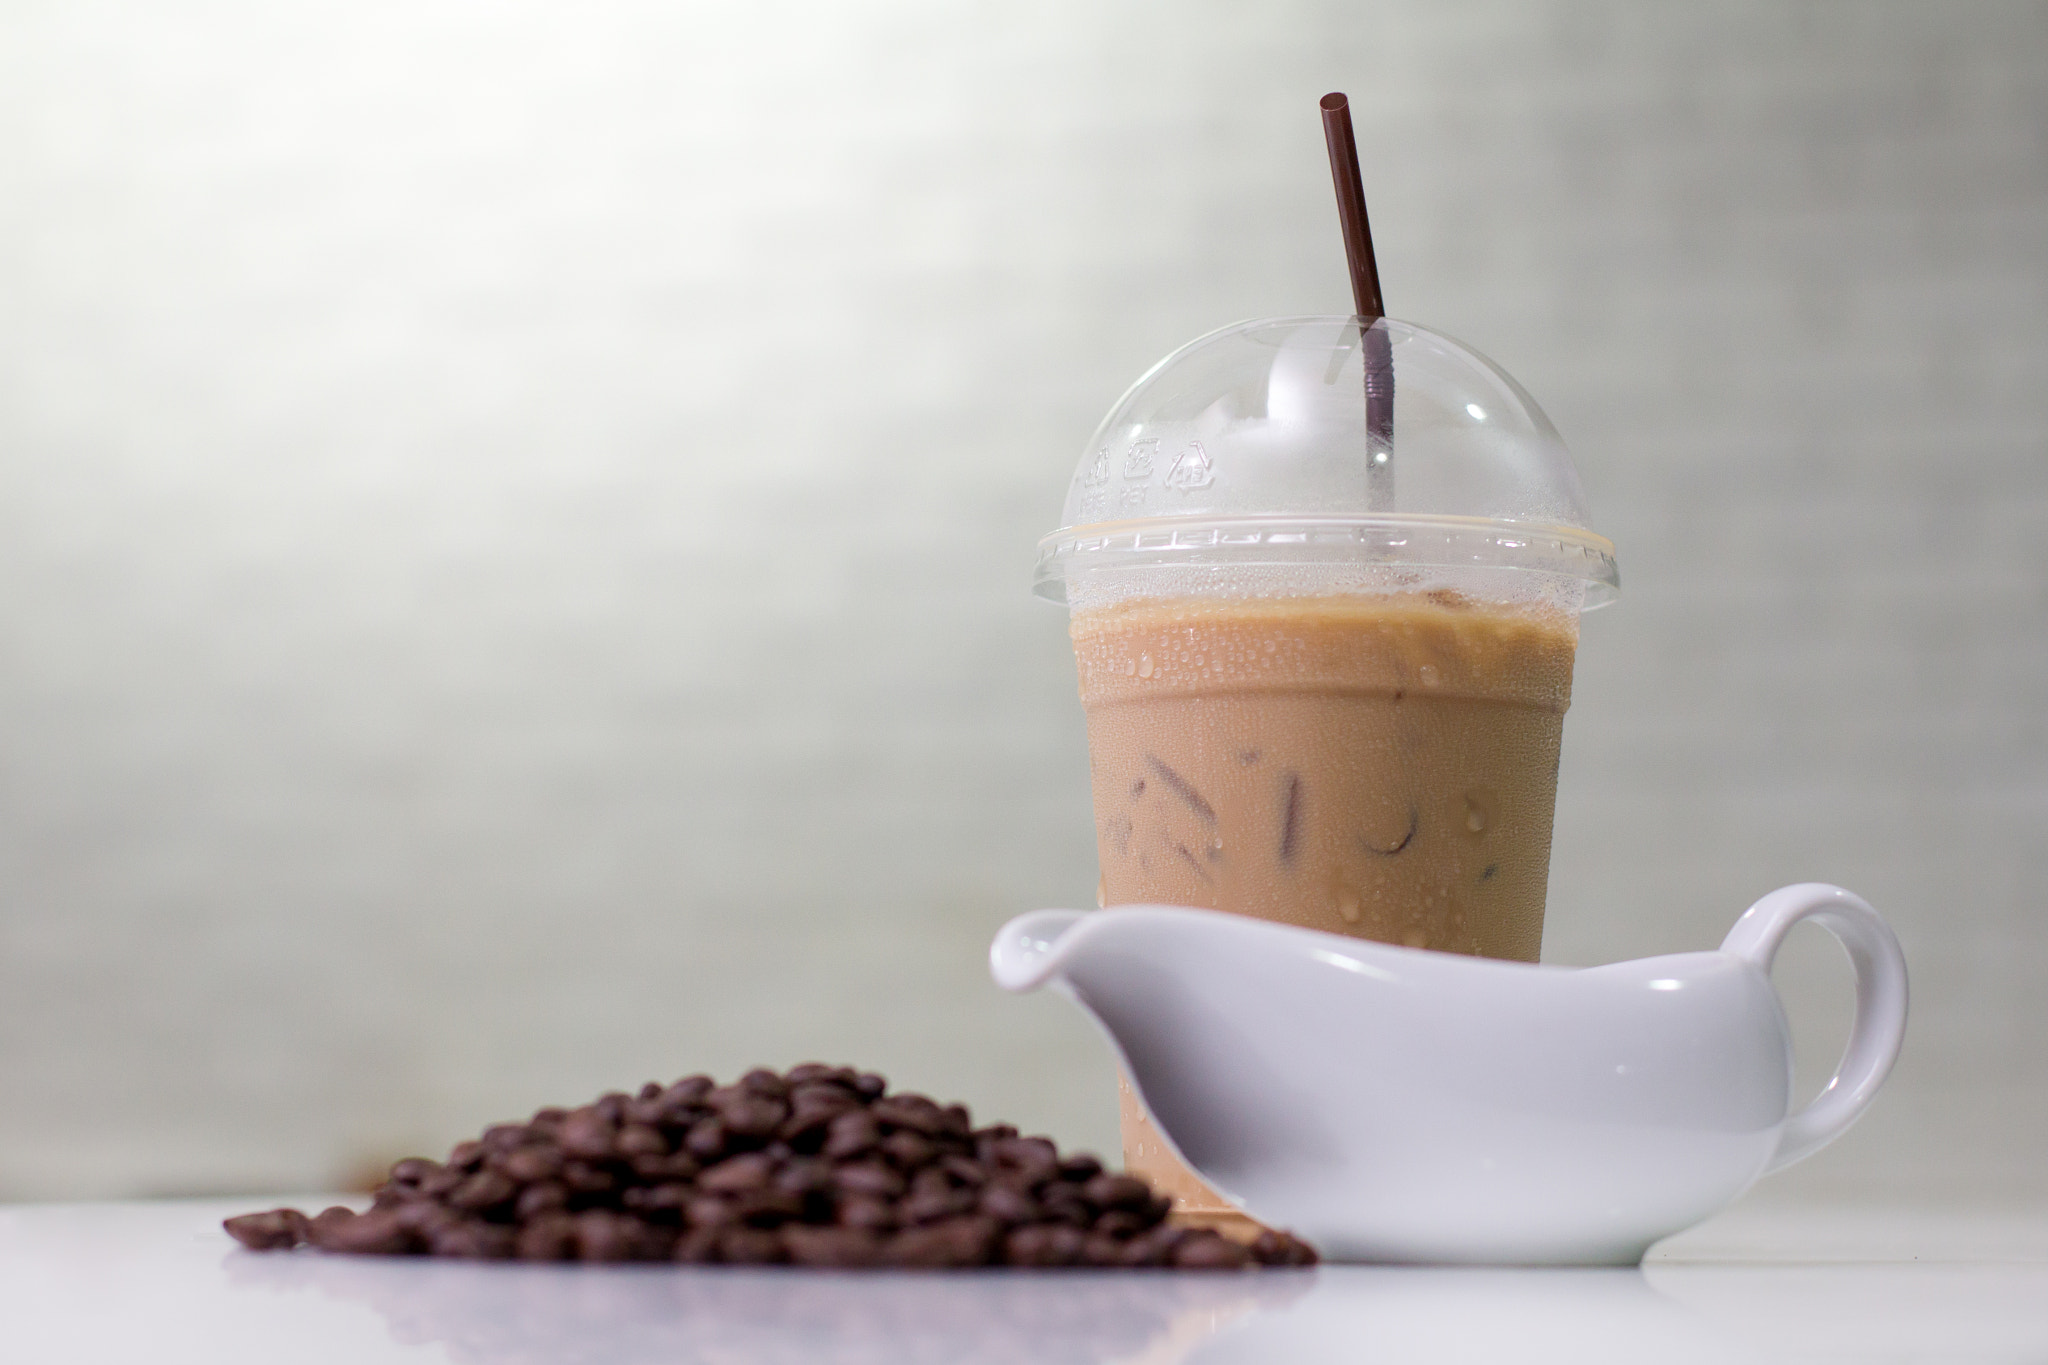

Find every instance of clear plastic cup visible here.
[1036,316,1619,1223]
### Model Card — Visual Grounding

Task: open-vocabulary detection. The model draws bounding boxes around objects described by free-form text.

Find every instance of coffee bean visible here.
[823,1110,879,1160]
[223,1209,308,1251]
[573,1211,641,1263]
[1058,1152,1104,1183]
[976,1181,1037,1224]
[832,1161,906,1201]
[662,1076,714,1107]
[835,1195,896,1232]
[515,1182,567,1221]
[430,1221,516,1259]
[514,1213,576,1261]
[614,1124,667,1158]
[879,1131,936,1170]
[684,1117,730,1162]
[698,1152,773,1194]
[1084,1173,1153,1212]
[1173,1231,1252,1269]
[718,1227,786,1264]
[898,1187,976,1226]
[446,1170,516,1214]
[672,1226,722,1264]
[225,1065,1318,1272]
[496,1145,563,1184]
[310,1208,415,1256]
[784,1224,882,1267]
[885,1215,998,1268]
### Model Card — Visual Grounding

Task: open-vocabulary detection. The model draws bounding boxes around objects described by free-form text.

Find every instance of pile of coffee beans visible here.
[225,1065,1316,1270]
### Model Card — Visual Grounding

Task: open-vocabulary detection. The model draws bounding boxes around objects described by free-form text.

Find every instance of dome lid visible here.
[1035,317,1618,609]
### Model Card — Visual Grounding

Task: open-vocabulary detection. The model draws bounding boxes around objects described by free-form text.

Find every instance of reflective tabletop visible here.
[3,1199,2045,1363]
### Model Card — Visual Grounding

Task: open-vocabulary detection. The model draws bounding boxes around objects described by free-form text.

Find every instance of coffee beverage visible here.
[1074,591,1575,959]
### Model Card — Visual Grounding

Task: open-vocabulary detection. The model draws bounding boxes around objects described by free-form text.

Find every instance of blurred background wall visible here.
[1,0,2043,1205]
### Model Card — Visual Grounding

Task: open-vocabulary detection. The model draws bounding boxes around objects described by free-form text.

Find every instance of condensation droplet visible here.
[1466,802,1487,833]
[1337,889,1362,924]
[1096,875,1107,909]
[1418,663,1441,688]
[1402,927,1430,949]
[1137,653,1155,679]
[1124,658,1137,676]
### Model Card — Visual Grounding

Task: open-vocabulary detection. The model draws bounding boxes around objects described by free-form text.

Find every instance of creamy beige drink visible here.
[1075,591,1575,956]
[1072,590,1578,1214]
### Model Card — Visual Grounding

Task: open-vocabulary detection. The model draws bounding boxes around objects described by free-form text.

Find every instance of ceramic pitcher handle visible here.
[1720,883,1909,1174]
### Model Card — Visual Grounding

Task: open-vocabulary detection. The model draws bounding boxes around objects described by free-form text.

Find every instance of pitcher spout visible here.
[989,909,1088,992]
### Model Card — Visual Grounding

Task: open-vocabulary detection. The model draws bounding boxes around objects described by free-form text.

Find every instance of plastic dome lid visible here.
[1035,317,1619,611]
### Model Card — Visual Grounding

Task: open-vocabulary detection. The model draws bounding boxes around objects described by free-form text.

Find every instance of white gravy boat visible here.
[990,883,1907,1265]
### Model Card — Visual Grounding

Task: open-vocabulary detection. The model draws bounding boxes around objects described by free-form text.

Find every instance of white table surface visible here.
[3,1198,2045,1363]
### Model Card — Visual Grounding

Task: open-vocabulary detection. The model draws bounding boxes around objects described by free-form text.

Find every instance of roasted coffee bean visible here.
[430,1221,516,1259]
[719,1097,788,1143]
[515,1213,576,1261]
[698,1152,774,1194]
[832,1161,906,1201]
[446,1170,516,1213]
[224,1065,1317,1271]
[684,1117,730,1162]
[879,1131,936,1170]
[663,1076,714,1107]
[614,1124,667,1158]
[1057,1152,1103,1183]
[1174,1231,1252,1269]
[224,1209,308,1251]
[976,1181,1037,1224]
[1250,1229,1320,1266]
[823,1110,879,1160]
[885,1215,999,1268]
[309,1208,415,1256]
[836,1195,896,1232]
[515,1181,567,1221]
[718,1227,786,1264]
[672,1226,722,1264]
[495,1145,563,1184]
[560,1160,615,1195]
[1084,1173,1153,1212]
[784,1224,882,1267]
[573,1210,642,1262]
[559,1109,615,1158]
[481,1124,531,1154]
[898,1186,976,1226]
[629,1151,700,1182]
[733,1188,804,1228]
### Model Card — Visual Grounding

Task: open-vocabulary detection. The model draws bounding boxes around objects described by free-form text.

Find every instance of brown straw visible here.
[1320,92,1394,489]
[1320,92,1384,323]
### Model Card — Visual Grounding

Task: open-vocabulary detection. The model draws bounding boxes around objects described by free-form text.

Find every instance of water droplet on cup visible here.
[1124,658,1137,677]
[1418,663,1441,688]
[1337,888,1362,924]
[1137,653,1155,679]
[1096,875,1107,909]
[1402,927,1430,949]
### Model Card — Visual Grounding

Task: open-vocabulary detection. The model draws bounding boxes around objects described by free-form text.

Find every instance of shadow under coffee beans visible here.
[224,1064,1317,1270]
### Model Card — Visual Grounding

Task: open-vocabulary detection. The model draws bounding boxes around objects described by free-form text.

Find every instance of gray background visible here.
[2,0,2043,1206]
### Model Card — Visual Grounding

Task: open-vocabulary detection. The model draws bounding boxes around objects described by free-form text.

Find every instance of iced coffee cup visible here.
[1035,316,1620,1222]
